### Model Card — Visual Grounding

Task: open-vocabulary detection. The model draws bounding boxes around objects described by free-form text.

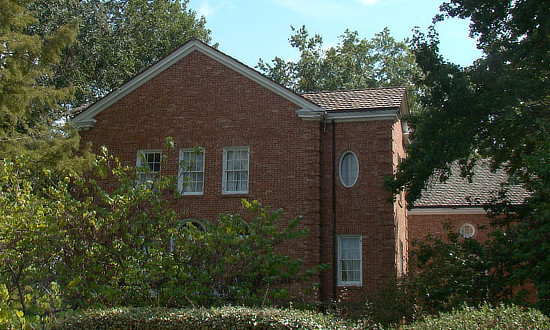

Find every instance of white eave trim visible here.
[71,40,323,129]
[326,108,399,122]
[73,118,96,130]
[409,207,487,215]
[296,108,325,121]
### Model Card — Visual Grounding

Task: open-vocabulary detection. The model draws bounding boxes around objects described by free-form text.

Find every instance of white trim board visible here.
[409,207,488,215]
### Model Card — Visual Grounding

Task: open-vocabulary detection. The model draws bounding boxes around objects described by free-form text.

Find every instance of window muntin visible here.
[179,148,205,195]
[339,151,359,187]
[222,147,249,194]
[338,235,362,286]
[136,150,161,184]
[459,222,476,238]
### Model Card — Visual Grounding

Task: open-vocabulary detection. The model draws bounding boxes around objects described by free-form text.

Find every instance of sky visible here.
[187,0,482,69]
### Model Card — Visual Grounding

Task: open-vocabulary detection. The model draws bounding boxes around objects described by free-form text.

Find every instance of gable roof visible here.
[72,40,324,130]
[413,160,529,208]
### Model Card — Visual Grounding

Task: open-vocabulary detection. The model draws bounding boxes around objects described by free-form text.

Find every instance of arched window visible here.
[170,218,206,252]
[339,151,359,187]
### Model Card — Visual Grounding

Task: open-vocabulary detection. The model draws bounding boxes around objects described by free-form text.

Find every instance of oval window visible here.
[339,151,359,187]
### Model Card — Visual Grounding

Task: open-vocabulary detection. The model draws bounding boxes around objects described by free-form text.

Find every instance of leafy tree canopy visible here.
[257,26,420,96]
[29,0,211,107]
[386,0,549,312]
[0,0,92,172]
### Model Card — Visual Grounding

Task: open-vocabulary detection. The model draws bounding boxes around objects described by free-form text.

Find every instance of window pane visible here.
[339,152,359,187]
[179,149,204,194]
[338,235,362,285]
[223,147,249,193]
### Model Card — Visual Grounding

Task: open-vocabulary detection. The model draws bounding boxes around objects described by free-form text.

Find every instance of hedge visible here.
[52,306,365,329]
[402,304,550,329]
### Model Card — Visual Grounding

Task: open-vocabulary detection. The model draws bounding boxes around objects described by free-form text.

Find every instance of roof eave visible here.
[325,108,400,122]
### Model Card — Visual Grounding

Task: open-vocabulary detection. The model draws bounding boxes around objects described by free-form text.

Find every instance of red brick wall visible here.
[392,120,408,277]
[79,50,323,296]
[409,211,491,246]
[319,120,398,302]
[79,49,407,304]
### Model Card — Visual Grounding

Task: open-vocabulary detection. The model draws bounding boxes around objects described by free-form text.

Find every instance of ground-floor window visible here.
[337,235,362,286]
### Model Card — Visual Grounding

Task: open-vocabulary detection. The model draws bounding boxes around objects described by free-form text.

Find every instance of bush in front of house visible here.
[52,306,367,329]
[402,303,550,329]
[0,147,327,327]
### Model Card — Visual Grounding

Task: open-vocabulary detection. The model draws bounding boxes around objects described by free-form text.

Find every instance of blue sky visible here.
[187,0,482,69]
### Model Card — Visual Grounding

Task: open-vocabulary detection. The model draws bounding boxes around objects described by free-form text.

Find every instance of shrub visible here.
[402,304,550,329]
[53,306,356,329]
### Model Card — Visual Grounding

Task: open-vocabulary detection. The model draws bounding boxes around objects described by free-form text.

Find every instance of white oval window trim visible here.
[339,151,359,188]
[459,222,476,238]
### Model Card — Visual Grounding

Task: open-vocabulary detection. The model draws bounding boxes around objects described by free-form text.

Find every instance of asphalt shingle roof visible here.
[414,160,529,208]
[302,87,406,111]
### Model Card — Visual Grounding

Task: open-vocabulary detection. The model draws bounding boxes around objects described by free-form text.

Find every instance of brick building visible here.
[409,160,529,244]
[73,40,409,303]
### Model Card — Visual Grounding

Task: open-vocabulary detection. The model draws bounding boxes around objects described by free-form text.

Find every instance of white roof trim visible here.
[409,207,487,215]
[326,109,399,122]
[72,40,323,129]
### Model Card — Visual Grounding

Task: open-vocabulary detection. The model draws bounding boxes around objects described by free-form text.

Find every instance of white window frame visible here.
[222,146,250,194]
[178,148,205,195]
[459,222,476,238]
[339,151,359,188]
[337,235,362,286]
[136,149,162,184]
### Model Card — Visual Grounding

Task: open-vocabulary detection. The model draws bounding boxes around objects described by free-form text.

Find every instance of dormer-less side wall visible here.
[79,50,323,298]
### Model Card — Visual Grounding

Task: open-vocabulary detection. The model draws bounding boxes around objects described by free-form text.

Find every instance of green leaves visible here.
[257,26,420,102]
[387,0,550,313]
[29,0,211,107]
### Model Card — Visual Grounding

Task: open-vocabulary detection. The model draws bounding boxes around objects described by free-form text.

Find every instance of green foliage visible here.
[164,199,327,307]
[29,0,211,107]
[53,306,356,329]
[406,232,493,314]
[0,147,323,325]
[257,26,420,96]
[0,0,91,171]
[364,228,518,326]
[386,0,550,312]
[402,304,550,330]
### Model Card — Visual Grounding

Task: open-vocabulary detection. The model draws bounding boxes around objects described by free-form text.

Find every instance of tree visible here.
[386,0,549,312]
[29,0,211,107]
[257,26,420,96]
[0,0,92,172]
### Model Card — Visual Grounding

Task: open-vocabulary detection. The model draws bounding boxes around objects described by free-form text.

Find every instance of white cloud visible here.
[197,1,217,18]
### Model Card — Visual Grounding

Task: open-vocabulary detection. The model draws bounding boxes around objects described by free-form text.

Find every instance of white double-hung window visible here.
[222,146,249,194]
[136,150,162,184]
[338,235,362,286]
[179,148,205,195]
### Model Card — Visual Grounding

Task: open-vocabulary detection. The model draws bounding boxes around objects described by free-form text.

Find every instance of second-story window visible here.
[222,146,249,194]
[136,150,161,184]
[179,148,205,195]
[339,151,359,187]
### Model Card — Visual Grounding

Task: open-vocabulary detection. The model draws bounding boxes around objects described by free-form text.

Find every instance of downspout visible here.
[331,120,337,301]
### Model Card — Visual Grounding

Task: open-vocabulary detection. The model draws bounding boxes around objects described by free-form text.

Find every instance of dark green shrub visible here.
[53,306,358,329]
[402,304,550,329]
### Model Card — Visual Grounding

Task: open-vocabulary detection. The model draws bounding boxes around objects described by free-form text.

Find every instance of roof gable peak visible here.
[72,40,322,129]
